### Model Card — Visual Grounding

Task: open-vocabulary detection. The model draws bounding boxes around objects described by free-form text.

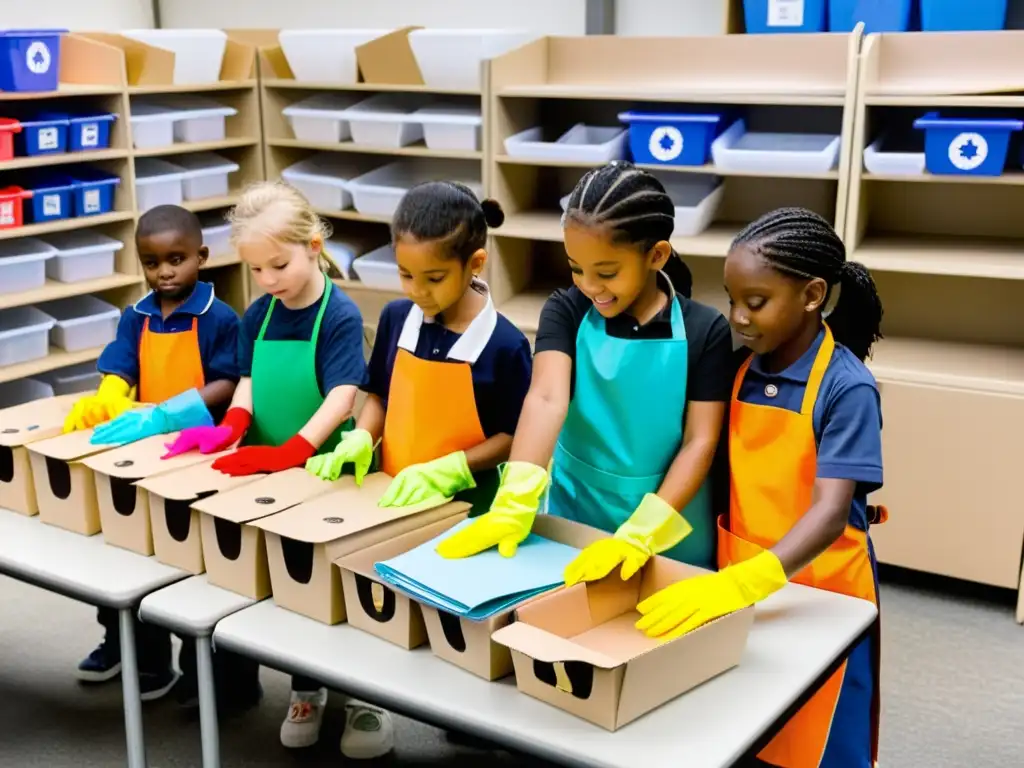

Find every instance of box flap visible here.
[134,457,264,500]
[80,433,234,479]
[335,512,469,578]
[257,45,293,80]
[0,395,81,448]
[219,37,255,80]
[532,514,610,550]
[79,32,174,87]
[251,472,463,544]
[355,27,424,85]
[25,428,111,461]
[192,466,340,523]
[491,621,623,669]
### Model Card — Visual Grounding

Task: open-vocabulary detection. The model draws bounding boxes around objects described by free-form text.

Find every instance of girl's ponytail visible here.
[663,248,694,299]
[827,261,883,361]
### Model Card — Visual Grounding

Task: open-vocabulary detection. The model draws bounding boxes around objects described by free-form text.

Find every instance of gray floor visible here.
[1,573,1021,767]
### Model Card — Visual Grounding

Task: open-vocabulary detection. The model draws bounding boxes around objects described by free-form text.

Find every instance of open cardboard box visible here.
[192,467,345,600]
[251,472,469,625]
[80,32,255,87]
[0,395,81,516]
[337,513,609,678]
[134,458,266,573]
[27,429,117,535]
[491,558,754,730]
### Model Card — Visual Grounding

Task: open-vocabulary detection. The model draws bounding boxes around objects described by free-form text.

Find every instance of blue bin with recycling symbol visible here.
[619,111,725,167]
[0,30,66,93]
[913,112,1023,176]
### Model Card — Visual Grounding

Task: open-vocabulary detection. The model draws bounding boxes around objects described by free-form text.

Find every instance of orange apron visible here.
[720,325,884,768]
[137,316,206,404]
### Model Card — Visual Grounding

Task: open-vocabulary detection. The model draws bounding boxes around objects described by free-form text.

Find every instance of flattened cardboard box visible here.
[491,558,755,730]
[193,467,346,600]
[0,395,81,516]
[134,458,266,573]
[27,428,117,535]
[251,472,470,625]
[355,26,424,85]
[79,433,235,556]
[338,513,609,679]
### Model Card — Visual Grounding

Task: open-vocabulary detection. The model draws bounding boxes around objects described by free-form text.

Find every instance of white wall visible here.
[616,0,729,36]
[6,0,153,29]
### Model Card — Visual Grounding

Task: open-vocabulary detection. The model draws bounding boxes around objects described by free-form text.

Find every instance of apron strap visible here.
[309,273,333,344]
[800,324,835,417]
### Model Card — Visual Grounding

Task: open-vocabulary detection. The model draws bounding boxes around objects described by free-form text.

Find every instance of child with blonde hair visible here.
[163,181,381,757]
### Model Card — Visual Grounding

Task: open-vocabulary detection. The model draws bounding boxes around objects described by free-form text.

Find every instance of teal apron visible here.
[545,283,715,568]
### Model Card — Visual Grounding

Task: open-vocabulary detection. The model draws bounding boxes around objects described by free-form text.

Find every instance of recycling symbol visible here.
[649,126,684,162]
[26,42,51,75]
[948,132,988,171]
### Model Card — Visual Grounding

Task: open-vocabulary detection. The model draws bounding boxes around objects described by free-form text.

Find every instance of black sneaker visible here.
[140,668,180,702]
[76,643,121,683]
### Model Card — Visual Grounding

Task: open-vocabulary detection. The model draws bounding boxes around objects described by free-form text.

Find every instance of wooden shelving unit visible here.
[845,31,1024,602]
[485,33,863,344]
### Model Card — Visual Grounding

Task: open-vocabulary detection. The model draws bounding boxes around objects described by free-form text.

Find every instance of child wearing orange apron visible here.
[635,208,886,768]
[305,181,532,758]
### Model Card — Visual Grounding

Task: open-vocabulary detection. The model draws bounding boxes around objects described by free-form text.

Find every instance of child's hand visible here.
[63,375,137,433]
[213,435,316,476]
[162,407,251,459]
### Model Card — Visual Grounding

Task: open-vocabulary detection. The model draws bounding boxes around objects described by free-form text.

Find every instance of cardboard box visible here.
[491,558,754,730]
[27,429,115,535]
[80,32,255,86]
[251,472,470,625]
[192,467,344,600]
[134,458,266,574]
[0,395,80,516]
[355,27,424,85]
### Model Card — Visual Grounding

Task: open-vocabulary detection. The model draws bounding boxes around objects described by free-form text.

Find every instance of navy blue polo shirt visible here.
[98,281,240,387]
[365,298,533,438]
[238,283,367,396]
[736,328,883,532]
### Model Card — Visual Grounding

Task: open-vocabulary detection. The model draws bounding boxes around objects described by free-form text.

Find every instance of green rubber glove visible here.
[377,450,475,508]
[564,493,693,587]
[305,428,374,484]
[435,461,548,559]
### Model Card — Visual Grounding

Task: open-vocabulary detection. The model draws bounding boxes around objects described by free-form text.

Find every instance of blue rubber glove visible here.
[90,389,213,446]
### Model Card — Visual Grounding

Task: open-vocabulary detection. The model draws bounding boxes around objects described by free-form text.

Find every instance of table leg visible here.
[119,608,148,768]
[196,635,221,768]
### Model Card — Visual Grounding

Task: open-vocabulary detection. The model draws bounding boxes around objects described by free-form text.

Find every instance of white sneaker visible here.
[340,701,395,760]
[280,687,327,749]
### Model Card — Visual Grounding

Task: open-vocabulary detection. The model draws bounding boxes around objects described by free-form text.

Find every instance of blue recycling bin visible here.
[0,30,66,93]
[920,0,1007,31]
[618,111,725,167]
[914,113,1023,176]
[40,111,117,152]
[829,0,914,32]
[24,172,75,223]
[68,167,120,216]
[745,0,827,33]
[15,114,68,156]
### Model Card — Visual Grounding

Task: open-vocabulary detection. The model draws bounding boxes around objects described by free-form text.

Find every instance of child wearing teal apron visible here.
[437,162,736,587]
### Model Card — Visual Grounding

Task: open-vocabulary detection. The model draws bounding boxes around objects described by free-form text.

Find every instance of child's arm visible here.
[65,311,141,432]
[298,384,358,448]
[198,310,241,410]
[654,400,726,509]
[506,350,572,467]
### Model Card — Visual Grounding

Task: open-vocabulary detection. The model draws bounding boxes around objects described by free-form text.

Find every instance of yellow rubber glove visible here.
[305,428,374,485]
[377,450,475,508]
[564,493,693,587]
[435,461,548,559]
[635,550,788,641]
[63,375,137,433]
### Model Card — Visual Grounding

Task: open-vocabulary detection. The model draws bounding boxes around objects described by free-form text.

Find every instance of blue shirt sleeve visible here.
[488,335,533,436]
[202,301,241,383]
[365,302,399,401]
[816,381,883,492]
[237,297,269,378]
[97,308,143,385]
[316,292,368,393]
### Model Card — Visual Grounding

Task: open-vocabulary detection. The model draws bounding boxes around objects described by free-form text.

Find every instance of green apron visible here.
[246,273,352,452]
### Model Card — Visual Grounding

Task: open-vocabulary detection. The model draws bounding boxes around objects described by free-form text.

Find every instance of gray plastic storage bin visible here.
[37,361,102,395]
[0,378,55,409]
[0,306,56,366]
[37,295,120,353]
[0,238,57,295]
[42,230,124,283]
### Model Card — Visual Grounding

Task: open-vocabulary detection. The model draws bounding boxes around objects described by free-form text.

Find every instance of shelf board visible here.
[0,273,141,311]
[494,155,838,180]
[868,337,1024,397]
[268,138,482,160]
[0,83,123,101]
[181,194,241,214]
[497,290,552,333]
[0,346,105,384]
[853,235,1024,280]
[133,137,260,158]
[128,80,258,95]
[262,79,479,96]
[202,253,241,270]
[0,148,129,171]
[865,94,1024,108]
[0,211,134,242]
[314,208,391,225]
[863,170,1024,186]
[332,279,402,295]
[497,84,844,107]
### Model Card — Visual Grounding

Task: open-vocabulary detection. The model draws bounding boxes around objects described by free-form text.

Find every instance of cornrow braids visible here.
[391,181,504,264]
[731,207,883,361]
[564,161,693,297]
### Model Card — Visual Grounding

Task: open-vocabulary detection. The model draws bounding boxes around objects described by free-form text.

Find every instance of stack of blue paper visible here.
[374,518,581,621]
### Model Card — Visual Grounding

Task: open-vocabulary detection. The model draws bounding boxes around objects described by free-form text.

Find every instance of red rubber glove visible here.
[162,407,252,459]
[212,435,317,477]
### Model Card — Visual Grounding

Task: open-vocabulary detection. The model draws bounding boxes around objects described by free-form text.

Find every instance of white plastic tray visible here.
[413,104,483,152]
[341,94,433,148]
[130,98,237,148]
[348,160,484,219]
[408,29,535,91]
[121,29,228,85]
[659,175,725,237]
[278,29,392,84]
[38,295,120,353]
[281,154,367,211]
[711,120,841,174]
[504,123,628,163]
[42,230,123,284]
[36,361,101,396]
[0,238,56,295]
[283,93,364,143]
[135,157,188,211]
[862,136,926,176]
[174,152,239,201]
[0,378,54,409]
[201,220,232,257]
[351,244,401,291]
[0,306,56,366]
[323,237,371,281]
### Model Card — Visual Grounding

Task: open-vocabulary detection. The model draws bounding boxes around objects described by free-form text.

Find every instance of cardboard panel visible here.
[27,429,113,536]
[355,27,424,85]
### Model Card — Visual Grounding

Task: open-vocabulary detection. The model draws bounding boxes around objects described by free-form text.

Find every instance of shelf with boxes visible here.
[485,32,862,339]
[844,31,1024,598]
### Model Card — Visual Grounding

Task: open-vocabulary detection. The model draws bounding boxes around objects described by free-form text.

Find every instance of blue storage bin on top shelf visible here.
[39,111,117,152]
[829,0,914,32]
[24,172,75,223]
[913,113,1023,176]
[67,167,120,216]
[0,30,65,93]
[745,0,827,33]
[920,0,1007,31]
[15,114,68,156]
[618,111,726,167]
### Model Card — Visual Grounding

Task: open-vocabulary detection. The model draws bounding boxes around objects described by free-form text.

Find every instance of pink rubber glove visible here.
[162,408,251,459]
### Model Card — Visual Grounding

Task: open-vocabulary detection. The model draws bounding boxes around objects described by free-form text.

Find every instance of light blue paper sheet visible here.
[374,518,580,621]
